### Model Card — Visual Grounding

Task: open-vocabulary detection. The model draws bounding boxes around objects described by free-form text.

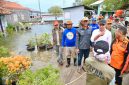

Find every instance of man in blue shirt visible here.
[90,18,99,32]
[62,20,76,67]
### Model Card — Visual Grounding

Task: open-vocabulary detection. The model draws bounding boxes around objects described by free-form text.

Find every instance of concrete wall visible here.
[0,15,7,31]
[63,6,84,26]
[5,10,31,25]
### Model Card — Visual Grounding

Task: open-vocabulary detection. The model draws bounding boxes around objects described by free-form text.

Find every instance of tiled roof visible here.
[3,1,31,10]
[0,7,11,15]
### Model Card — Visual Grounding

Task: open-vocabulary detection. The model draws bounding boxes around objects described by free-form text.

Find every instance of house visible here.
[0,7,11,32]
[63,5,94,27]
[90,0,104,16]
[41,13,63,23]
[3,1,31,25]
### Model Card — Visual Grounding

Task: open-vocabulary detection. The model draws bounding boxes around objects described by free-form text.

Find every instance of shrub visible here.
[18,65,62,85]
[0,46,10,57]
[6,24,15,35]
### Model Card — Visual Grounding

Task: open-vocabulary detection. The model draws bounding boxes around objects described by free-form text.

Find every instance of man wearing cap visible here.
[62,20,77,67]
[97,15,104,24]
[119,15,126,27]
[52,20,64,65]
[84,40,115,85]
[106,19,116,41]
[112,18,120,29]
[76,17,92,71]
[90,18,99,32]
[91,19,112,63]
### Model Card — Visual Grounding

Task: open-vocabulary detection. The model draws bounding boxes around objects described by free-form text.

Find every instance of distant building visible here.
[90,0,104,16]
[33,5,94,26]
[63,5,94,27]
[3,1,31,24]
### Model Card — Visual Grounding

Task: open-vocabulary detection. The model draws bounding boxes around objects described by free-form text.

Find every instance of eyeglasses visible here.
[84,20,88,22]
[107,23,112,25]
[66,24,72,25]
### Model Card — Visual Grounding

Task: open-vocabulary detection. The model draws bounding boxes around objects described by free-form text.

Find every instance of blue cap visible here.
[91,18,97,21]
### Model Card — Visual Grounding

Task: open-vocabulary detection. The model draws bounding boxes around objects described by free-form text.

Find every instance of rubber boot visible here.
[66,58,71,67]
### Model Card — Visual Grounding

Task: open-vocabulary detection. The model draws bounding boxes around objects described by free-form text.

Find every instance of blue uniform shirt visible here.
[90,24,99,32]
[62,28,76,47]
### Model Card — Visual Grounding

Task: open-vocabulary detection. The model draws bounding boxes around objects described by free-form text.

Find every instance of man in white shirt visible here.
[91,19,112,63]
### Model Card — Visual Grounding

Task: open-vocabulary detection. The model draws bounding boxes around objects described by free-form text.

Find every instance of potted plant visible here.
[36,36,46,51]
[26,38,36,51]
[37,33,53,51]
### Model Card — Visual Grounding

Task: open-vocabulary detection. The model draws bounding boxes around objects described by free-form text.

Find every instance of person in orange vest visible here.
[110,25,129,85]
[121,37,129,85]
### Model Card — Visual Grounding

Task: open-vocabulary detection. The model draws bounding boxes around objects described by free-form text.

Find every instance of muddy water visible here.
[1,24,53,54]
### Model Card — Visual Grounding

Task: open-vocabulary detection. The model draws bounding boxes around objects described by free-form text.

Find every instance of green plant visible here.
[0,62,9,78]
[0,46,10,57]
[0,32,4,38]
[0,61,9,84]
[104,0,129,11]
[28,38,36,48]
[17,65,62,85]
[37,33,51,46]
[6,24,15,35]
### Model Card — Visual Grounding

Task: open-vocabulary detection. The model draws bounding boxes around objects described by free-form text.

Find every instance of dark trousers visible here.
[78,49,90,66]
[115,68,122,85]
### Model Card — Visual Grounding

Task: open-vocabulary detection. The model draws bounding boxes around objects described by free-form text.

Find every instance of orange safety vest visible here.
[110,38,129,70]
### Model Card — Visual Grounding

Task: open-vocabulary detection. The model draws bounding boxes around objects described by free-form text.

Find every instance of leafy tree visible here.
[82,0,97,6]
[103,0,129,11]
[48,6,63,20]
[73,0,82,6]
[82,0,129,11]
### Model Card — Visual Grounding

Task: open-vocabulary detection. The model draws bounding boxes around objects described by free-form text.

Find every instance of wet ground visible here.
[1,24,86,85]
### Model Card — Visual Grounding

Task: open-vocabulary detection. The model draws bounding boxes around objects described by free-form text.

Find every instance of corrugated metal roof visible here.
[63,5,94,10]
[90,0,104,6]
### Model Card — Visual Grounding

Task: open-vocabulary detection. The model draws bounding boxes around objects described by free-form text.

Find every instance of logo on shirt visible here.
[66,32,74,40]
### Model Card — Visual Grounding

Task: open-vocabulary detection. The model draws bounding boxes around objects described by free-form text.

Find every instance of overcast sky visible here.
[8,0,75,12]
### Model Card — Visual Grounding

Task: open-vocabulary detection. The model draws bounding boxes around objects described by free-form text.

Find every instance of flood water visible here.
[0,24,53,54]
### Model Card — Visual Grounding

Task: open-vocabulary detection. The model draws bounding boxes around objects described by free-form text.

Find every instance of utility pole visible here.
[63,0,65,8]
[38,0,42,21]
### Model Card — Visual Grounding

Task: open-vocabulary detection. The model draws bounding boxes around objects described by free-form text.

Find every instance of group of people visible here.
[52,14,129,85]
